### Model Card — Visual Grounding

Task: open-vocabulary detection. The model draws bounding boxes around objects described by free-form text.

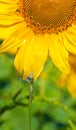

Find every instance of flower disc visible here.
[20,0,76,33]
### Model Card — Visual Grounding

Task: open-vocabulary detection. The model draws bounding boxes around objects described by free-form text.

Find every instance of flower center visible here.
[21,0,76,34]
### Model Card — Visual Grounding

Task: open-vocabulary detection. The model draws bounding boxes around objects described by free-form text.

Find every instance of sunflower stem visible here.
[28,81,33,130]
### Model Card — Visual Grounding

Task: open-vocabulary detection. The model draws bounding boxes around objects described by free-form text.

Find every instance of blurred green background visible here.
[0,43,76,130]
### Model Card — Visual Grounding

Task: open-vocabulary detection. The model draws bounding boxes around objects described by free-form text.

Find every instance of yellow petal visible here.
[0,0,24,39]
[14,34,49,80]
[57,73,69,87]
[0,1,18,14]
[0,13,24,39]
[67,24,76,35]
[0,14,24,25]
[0,22,31,54]
[63,26,76,54]
[0,25,18,40]
[49,33,70,74]
[67,72,76,98]
[0,0,19,3]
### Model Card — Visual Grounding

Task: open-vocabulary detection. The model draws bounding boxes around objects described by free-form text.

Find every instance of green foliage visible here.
[0,53,76,130]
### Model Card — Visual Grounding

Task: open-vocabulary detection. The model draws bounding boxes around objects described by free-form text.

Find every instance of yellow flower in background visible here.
[0,0,76,97]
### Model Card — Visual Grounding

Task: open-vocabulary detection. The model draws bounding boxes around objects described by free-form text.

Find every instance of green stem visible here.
[28,83,33,130]
[68,120,76,130]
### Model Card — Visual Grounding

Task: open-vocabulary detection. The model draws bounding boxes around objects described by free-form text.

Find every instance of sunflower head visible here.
[1,0,76,98]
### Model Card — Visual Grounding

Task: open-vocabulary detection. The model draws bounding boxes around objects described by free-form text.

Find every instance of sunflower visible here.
[0,0,76,97]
